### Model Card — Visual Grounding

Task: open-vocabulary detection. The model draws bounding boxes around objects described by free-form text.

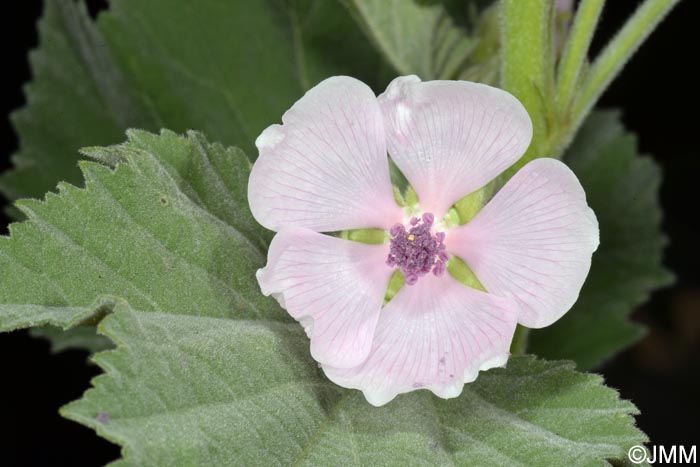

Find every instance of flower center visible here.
[387,212,448,285]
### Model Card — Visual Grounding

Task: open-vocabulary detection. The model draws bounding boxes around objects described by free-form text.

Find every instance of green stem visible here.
[570,0,679,135]
[499,0,555,177]
[510,325,530,355]
[555,0,606,114]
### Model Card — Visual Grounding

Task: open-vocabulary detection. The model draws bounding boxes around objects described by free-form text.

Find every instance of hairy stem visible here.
[570,0,679,135]
[555,0,606,114]
[500,0,555,176]
[510,325,530,356]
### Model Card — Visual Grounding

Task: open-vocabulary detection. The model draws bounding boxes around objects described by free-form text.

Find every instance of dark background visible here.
[1,1,698,466]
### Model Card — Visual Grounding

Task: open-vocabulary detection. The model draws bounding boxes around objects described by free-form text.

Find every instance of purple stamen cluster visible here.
[387,212,449,285]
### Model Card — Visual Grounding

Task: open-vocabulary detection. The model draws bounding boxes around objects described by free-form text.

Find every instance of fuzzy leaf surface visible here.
[0,130,644,466]
[0,130,280,334]
[1,0,383,202]
[65,307,645,467]
[345,0,474,79]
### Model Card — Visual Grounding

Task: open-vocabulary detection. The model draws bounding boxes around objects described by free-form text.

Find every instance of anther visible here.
[386,212,448,284]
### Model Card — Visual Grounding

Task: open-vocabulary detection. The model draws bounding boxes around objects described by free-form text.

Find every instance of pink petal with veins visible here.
[257,227,394,368]
[249,76,402,233]
[446,158,599,328]
[323,274,518,406]
[379,76,532,219]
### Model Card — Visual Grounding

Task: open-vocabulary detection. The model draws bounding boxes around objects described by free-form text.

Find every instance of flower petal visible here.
[323,274,518,406]
[249,76,402,232]
[378,76,533,219]
[446,158,600,328]
[257,228,394,368]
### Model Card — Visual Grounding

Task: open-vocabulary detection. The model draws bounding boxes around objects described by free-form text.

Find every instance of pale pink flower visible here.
[249,76,599,406]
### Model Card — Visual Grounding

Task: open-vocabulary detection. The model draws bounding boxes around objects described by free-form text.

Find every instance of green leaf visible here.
[63,305,644,466]
[2,130,645,466]
[529,111,674,369]
[4,0,384,351]
[98,0,384,154]
[344,0,474,79]
[1,0,384,204]
[458,3,501,86]
[82,129,273,252]
[0,130,282,334]
[30,325,113,354]
[0,0,156,201]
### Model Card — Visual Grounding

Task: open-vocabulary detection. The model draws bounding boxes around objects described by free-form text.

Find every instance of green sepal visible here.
[339,228,388,245]
[447,256,486,292]
[392,185,406,207]
[383,270,406,304]
[453,183,493,225]
[405,185,419,209]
